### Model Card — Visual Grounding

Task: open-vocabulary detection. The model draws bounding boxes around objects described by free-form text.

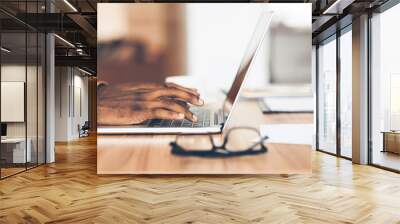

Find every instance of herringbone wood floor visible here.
[1,136,400,224]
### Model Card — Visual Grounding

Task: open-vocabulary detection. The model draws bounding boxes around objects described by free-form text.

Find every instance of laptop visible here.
[98,11,273,134]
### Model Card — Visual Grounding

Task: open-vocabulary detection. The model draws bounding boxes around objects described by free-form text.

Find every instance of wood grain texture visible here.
[97,100,313,174]
[1,135,400,223]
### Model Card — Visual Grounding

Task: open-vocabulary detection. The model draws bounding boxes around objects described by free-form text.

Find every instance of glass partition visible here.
[0,2,46,179]
[26,0,41,169]
[27,31,38,169]
[1,31,28,177]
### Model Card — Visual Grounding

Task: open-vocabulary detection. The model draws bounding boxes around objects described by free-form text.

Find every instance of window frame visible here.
[315,22,352,160]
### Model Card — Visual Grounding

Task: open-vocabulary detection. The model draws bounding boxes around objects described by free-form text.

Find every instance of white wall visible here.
[55,67,89,141]
[55,67,69,141]
[71,73,89,138]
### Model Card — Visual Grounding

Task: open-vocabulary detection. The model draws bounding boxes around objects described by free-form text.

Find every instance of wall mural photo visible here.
[96,3,312,174]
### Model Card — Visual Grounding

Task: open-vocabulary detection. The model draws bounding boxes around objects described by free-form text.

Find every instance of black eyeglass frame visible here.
[170,127,269,158]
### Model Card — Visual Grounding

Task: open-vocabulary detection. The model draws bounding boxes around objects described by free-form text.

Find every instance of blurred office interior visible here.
[97,3,311,93]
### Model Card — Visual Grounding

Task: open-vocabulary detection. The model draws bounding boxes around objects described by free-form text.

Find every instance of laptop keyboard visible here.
[146,109,213,128]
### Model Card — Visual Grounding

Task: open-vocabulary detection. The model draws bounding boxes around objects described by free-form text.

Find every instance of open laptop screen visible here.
[223,12,273,121]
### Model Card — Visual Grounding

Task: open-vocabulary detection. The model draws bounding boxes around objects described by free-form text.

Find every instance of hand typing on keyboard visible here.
[98,82,204,125]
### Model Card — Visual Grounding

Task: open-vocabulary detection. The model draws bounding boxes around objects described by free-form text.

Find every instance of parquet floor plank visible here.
[1,136,400,223]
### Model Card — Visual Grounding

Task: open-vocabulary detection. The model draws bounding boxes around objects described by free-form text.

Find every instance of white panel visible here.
[1,82,25,122]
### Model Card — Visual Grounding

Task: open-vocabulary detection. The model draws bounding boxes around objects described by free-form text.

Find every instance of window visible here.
[339,28,352,158]
[370,2,400,171]
[316,25,353,159]
[317,36,337,154]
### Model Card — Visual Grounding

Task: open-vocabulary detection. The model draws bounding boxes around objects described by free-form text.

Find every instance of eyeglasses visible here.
[170,127,269,158]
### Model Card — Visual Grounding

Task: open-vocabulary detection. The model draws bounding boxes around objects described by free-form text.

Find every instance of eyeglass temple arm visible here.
[247,136,269,150]
[222,127,239,146]
[208,135,217,148]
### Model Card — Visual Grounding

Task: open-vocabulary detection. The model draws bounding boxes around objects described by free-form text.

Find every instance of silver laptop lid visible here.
[222,11,273,129]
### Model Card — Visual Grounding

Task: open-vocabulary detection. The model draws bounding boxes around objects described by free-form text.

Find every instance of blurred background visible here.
[97,3,311,93]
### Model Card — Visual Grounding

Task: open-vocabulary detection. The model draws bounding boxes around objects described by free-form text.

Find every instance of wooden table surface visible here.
[97,100,313,174]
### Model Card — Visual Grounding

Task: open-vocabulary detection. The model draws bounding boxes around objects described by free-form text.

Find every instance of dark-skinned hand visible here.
[98,82,204,125]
